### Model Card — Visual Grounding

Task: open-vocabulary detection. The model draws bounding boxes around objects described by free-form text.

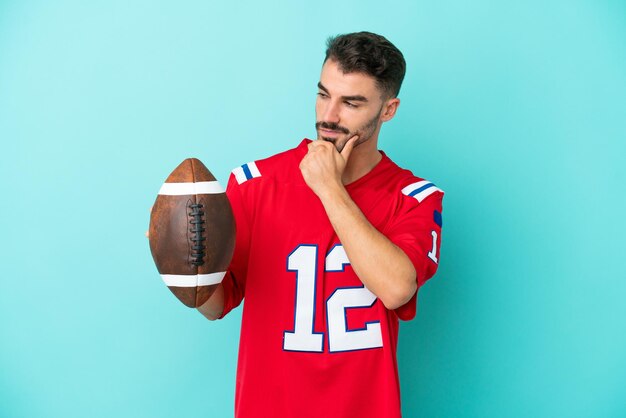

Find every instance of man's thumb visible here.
[341,135,359,161]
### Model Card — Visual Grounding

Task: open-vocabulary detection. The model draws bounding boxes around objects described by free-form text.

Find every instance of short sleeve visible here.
[385,190,444,321]
[219,173,252,318]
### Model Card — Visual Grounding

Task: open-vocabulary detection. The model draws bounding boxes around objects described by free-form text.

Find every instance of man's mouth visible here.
[315,122,349,138]
[318,127,341,137]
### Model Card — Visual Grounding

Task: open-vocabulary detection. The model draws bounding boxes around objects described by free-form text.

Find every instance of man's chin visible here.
[317,133,356,152]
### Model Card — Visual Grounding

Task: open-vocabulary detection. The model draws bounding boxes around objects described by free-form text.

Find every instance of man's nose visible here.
[321,100,340,124]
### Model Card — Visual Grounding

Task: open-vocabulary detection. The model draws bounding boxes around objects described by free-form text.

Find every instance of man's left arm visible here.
[320,185,417,310]
[300,138,417,310]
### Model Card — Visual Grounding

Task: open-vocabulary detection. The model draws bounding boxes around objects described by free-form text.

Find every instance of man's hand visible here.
[299,135,358,198]
[145,205,153,238]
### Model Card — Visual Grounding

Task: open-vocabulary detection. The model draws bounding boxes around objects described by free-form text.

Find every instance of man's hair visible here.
[324,31,406,98]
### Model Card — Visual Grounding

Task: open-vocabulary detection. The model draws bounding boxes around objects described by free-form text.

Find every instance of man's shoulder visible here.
[230,139,309,186]
[378,153,445,203]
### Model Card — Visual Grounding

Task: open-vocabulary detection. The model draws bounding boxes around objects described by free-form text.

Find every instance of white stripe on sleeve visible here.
[413,186,442,202]
[232,166,247,184]
[247,161,261,178]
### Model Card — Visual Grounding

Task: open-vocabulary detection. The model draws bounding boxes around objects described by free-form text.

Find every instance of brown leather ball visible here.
[149,158,235,308]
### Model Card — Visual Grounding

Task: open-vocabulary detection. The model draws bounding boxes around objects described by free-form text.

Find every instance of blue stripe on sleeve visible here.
[242,163,253,180]
[409,182,434,197]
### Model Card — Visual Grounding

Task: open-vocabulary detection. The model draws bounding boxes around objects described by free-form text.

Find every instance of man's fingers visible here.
[340,135,359,161]
[307,140,325,154]
[146,205,153,238]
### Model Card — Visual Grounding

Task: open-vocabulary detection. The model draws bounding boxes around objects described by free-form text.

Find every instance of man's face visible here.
[315,59,386,153]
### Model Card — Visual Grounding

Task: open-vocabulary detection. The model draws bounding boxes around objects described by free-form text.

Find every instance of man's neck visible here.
[342,145,383,185]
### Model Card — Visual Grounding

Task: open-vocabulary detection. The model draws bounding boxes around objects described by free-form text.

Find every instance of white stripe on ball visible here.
[161,272,226,287]
[158,181,224,196]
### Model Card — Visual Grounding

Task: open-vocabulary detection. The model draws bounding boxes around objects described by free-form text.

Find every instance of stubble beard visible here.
[315,106,383,153]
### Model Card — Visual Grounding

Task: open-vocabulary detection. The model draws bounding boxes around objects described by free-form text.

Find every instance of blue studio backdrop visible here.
[1,1,625,417]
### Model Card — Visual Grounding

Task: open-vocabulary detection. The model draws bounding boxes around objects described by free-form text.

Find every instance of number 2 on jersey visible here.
[283,245,383,353]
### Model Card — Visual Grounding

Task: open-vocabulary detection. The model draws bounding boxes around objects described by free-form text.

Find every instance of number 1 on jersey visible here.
[427,230,439,263]
[283,245,324,352]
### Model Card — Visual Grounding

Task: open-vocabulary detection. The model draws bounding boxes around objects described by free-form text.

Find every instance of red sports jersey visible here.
[220,139,444,418]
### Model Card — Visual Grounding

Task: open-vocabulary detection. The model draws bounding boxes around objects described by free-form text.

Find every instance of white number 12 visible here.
[283,245,383,353]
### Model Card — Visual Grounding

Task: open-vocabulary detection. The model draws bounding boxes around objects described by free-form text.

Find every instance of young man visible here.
[198,32,444,418]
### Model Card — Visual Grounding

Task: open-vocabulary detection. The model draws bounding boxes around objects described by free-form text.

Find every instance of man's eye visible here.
[317,92,328,98]
[345,101,358,108]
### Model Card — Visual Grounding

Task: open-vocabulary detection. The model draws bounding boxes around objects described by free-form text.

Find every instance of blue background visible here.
[1,1,625,417]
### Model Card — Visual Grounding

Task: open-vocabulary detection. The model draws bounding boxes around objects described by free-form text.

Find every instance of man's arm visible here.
[299,138,417,310]
[196,283,225,320]
[321,186,417,309]
[195,169,251,321]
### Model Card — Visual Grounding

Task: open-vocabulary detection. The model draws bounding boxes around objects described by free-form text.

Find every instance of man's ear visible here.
[381,97,400,122]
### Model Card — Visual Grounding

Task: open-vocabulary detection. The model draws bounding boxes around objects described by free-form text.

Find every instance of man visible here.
[198,32,444,418]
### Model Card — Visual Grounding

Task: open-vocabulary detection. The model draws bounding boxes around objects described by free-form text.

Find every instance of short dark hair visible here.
[324,31,406,98]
